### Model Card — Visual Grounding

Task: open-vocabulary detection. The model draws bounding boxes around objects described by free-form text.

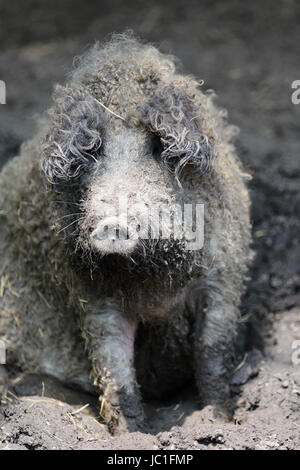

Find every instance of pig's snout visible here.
[93,220,129,241]
[91,216,139,256]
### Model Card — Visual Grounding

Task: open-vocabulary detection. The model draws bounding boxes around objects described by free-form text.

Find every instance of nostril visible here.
[93,225,108,241]
[116,226,128,240]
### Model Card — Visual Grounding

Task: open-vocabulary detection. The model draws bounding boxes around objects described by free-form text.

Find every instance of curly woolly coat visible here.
[0,34,253,433]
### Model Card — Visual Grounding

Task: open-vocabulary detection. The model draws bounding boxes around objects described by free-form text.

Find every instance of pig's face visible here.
[42,85,214,261]
[81,126,175,256]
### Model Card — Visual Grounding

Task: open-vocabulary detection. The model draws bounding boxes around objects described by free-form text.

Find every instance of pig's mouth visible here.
[85,221,194,280]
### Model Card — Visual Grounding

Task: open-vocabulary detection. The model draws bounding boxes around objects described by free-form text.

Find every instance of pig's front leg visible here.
[82,300,145,434]
[0,365,10,404]
[193,285,238,421]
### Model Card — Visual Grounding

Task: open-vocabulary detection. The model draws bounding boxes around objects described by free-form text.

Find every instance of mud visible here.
[0,0,299,450]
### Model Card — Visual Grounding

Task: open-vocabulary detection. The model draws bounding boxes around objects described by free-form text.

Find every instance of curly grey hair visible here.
[139,85,214,180]
[42,86,106,184]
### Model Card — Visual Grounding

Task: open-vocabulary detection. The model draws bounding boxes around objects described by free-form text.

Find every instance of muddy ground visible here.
[0,0,300,450]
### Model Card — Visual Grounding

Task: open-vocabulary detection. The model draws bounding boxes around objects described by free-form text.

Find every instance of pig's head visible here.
[41,78,214,267]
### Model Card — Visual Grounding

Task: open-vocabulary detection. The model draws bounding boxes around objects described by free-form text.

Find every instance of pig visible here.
[0,34,253,434]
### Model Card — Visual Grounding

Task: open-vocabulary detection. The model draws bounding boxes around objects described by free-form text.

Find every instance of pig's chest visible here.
[123,285,187,323]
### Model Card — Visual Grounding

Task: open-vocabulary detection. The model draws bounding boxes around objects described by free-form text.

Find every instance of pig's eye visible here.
[151,133,179,172]
[151,135,163,162]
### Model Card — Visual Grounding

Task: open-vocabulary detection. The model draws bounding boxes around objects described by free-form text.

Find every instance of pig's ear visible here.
[41,86,106,185]
[139,85,215,181]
